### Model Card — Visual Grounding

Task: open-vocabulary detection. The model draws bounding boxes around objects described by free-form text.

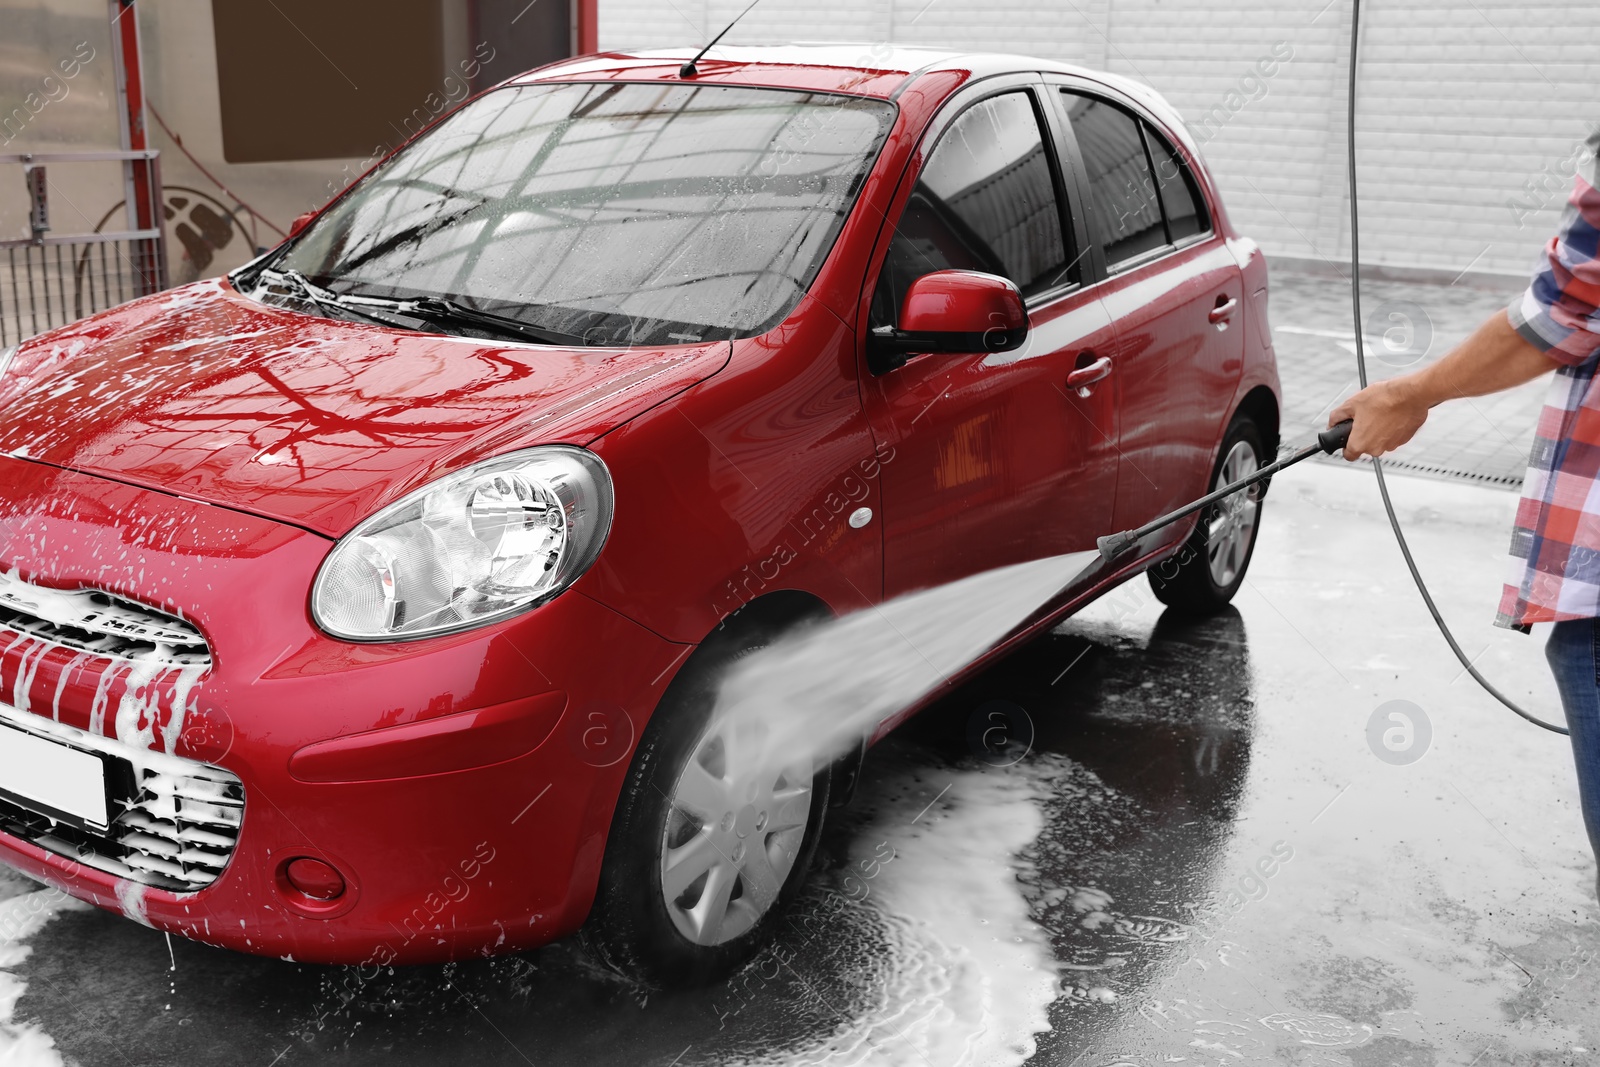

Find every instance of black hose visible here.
[1345,0,1568,735]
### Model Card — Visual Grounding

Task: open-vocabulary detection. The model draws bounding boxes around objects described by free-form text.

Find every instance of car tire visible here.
[582,620,832,989]
[1148,415,1266,615]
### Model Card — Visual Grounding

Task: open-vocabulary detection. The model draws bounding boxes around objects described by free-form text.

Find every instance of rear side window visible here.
[871,90,1073,327]
[1145,125,1210,242]
[1061,91,1165,269]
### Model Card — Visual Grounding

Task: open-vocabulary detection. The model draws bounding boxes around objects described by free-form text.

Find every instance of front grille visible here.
[0,570,210,667]
[0,704,242,892]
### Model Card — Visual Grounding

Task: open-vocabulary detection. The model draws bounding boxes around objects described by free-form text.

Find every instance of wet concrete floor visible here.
[9,461,1599,1066]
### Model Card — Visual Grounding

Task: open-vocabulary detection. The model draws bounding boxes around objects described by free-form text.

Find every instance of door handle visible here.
[1066,355,1112,395]
[1208,295,1238,325]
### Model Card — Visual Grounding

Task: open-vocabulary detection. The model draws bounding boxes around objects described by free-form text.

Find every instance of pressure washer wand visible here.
[1096,420,1353,561]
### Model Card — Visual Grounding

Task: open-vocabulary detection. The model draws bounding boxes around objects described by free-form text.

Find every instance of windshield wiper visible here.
[346,293,591,347]
[259,268,590,346]
[259,268,416,330]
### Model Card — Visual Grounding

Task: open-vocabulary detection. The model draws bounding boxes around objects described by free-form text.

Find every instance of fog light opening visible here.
[284,857,346,901]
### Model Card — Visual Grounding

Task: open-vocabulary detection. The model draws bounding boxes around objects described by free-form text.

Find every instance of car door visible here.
[1049,84,1246,533]
[860,78,1120,598]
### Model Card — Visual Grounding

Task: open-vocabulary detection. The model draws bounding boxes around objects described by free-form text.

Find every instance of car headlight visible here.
[0,345,17,382]
[312,446,613,641]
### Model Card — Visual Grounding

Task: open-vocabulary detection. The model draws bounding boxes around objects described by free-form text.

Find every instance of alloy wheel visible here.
[1205,439,1261,588]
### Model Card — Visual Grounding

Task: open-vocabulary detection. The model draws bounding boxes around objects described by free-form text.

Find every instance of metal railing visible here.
[0,150,168,347]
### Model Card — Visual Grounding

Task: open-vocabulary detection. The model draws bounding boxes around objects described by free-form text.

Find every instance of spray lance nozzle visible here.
[1095,420,1354,562]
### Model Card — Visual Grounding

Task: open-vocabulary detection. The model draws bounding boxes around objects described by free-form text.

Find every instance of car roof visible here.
[513,43,1173,113]
[511,44,1195,151]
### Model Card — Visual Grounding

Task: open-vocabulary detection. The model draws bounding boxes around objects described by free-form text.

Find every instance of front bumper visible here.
[0,456,689,964]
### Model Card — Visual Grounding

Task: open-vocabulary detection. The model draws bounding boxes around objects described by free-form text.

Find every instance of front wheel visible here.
[658,716,818,947]
[1148,416,1265,615]
[582,628,831,988]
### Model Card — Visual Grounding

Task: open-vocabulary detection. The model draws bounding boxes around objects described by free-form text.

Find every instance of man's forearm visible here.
[1399,311,1560,408]
[1331,309,1563,460]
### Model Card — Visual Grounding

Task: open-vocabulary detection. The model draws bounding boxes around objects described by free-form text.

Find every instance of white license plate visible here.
[0,723,108,828]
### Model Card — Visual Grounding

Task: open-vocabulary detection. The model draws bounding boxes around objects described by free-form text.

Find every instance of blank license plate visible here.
[0,723,108,828]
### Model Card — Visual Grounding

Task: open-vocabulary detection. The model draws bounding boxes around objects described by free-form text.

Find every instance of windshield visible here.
[263,82,895,346]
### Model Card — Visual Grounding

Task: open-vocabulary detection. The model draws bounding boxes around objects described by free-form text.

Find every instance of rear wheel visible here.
[1148,416,1265,615]
[583,625,831,988]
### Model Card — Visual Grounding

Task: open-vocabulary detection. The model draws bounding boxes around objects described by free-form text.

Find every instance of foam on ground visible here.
[0,871,88,1067]
[729,756,1063,1067]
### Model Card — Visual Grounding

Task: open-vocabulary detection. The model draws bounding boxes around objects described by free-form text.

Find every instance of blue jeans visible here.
[1544,619,1600,863]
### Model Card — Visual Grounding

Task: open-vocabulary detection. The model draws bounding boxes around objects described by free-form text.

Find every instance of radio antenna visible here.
[679,0,763,78]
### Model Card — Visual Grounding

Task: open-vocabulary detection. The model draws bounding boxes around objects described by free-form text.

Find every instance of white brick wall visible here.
[599,0,1600,280]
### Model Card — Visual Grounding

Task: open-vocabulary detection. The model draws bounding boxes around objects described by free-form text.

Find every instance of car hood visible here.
[0,278,731,537]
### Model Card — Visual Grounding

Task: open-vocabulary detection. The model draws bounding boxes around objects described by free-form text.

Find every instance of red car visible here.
[0,45,1278,985]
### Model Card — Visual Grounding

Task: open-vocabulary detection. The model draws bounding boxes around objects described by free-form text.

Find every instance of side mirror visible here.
[868,269,1029,375]
[288,209,319,239]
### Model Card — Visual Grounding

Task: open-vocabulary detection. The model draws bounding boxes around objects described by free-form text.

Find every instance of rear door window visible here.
[871,90,1075,327]
[1060,91,1166,269]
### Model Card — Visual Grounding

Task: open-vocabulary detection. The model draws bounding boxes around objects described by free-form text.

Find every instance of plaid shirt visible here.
[1497,126,1600,629]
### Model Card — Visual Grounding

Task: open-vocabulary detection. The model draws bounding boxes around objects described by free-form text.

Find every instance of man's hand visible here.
[1329,377,1430,461]
[1327,309,1559,462]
